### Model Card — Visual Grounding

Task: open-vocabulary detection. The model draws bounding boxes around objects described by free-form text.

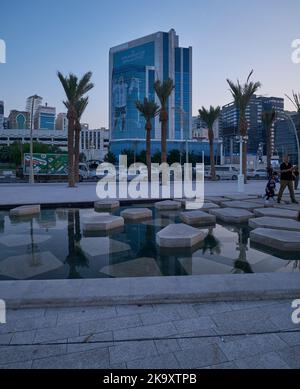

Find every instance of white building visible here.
[56,113,68,131]
[80,128,110,161]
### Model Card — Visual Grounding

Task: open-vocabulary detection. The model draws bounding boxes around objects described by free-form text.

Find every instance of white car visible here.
[214,166,239,181]
[248,168,268,180]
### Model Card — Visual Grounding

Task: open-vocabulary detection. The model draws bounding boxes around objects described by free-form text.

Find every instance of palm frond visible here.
[136,98,160,122]
[285,91,300,112]
[154,78,174,108]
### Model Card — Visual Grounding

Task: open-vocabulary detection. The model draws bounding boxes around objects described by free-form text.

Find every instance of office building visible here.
[34,104,56,130]
[8,110,30,129]
[109,29,192,155]
[56,113,68,131]
[80,127,110,161]
[192,115,220,141]
[274,112,300,165]
[0,101,4,130]
[26,95,43,129]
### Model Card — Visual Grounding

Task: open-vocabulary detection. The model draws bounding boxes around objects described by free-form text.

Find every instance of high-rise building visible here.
[8,110,30,129]
[34,104,56,130]
[192,115,219,141]
[26,95,43,129]
[55,113,68,131]
[221,95,284,156]
[109,29,192,155]
[274,112,300,165]
[0,101,4,129]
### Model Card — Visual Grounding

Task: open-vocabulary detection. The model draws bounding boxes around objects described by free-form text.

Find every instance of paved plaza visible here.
[0,299,299,369]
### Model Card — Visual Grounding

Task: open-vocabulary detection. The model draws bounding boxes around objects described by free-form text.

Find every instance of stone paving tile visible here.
[80,314,142,336]
[193,302,232,316]
[114,322,178,341]
[235,351,290,369]
[229,300,287,311]
[176,328,220,350]
[218,334,287,361]
[173,316,216,334]
[0,360,33,369]
[109,340,157,365]
[7,308,46,321]
[11,330,36,345]
[204,361,238,369]
[34,323,79,344]
[0,315,58,334]
[116,305,154,317]
[277,330,300,347]
[152,304,199,320]
[174,343,228,369]
[56,306,117,326]
[0,333,12,346]
[32,347,110,369]
[154,339,181,355]
[277,345,300,369]
[127,353,180,369]
[0,344,67,365]
[66,331,114,353]
[140,311,181,326]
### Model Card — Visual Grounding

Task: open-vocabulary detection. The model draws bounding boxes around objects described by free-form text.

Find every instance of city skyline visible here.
[1,0,300,128]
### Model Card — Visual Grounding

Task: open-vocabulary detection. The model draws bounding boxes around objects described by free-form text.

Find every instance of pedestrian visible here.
[264,172,277,203]
[293,166,299,191]
[277,155,299,204]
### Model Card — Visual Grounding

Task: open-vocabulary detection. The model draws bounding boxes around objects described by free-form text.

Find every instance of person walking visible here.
[277,155,299,204]
[293,166,299,191]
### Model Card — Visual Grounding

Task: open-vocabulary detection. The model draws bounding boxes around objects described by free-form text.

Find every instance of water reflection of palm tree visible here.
[285,260,300,272]
[65,210,89,279]
[28,218,41,267]
[233,227,254,274]
[202,227,221,255]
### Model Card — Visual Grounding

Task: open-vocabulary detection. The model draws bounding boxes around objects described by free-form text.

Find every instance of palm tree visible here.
[74,97,89,183]
[199,106,221,180]
[57,71,94,187]
[154,78,175,163]
[261,110,276,169]
[286,91,300,112]
[227,70,261,180]
[136,98,160,181]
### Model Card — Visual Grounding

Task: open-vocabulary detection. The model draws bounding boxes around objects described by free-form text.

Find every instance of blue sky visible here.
[0,0,300,128]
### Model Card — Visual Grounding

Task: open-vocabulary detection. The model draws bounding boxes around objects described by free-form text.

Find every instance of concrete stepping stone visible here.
[100,258,162,277]
[83,215,124,232]
[180,211,216,226]
[250,228,300,251]
[249,217,300,232]
[275,203,300,213]
[253,208,299,220]
[10,205,40,217]
[223,194,259,201]
[156,223,205,248]
[209,208,254,223]
[94,200,119,211]
[121,208,152,221]
[155,200,181,210]
[221,200,264,211]
[205,196,227,205]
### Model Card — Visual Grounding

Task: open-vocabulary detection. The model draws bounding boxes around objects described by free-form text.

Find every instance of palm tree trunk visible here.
[74,127,80,183]
[67,114,75,187]
[267,126,272,169]
[146,123,152,182]
[242,142,247,182]
[161,120,167,163]
[209,140,216,180]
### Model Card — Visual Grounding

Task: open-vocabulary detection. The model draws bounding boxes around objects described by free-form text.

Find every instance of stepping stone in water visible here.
[180,211,216,226]
[249,217,300,232]
[209,208,254,223]
[156,223,205,248]
[94,200,120,211]
[155,200,181,211]
[221,200,264,211]
[223,194,259,201]
[184,202,219,211]
[205,196,226,205]
[253,208,299,220]
[10,205,40,217]
[83,215,124,232]
[250,228,300,251]
[121,208,152,221]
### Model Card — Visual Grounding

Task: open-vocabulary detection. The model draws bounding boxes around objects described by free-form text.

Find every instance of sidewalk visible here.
[0,181,266,207]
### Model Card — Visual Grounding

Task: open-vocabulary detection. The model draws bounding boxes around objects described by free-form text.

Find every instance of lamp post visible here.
[172,106,190,164]
[27,95,42,185]
[236,135,249,193]
[276,112,300,167]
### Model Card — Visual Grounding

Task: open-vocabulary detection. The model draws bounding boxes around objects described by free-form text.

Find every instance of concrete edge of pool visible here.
[0,273,299,309]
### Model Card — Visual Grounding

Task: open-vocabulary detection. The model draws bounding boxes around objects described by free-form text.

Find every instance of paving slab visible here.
[94,200,119,211]
[180,211,216,226]
[156,224,205,248]
[205,197,227,205]
[221,200,264,211]
[249,217,300,232]
[120,208,152,221]
[275,203,300,213]
[254,207,299,220]
[250,228,300,251]
[155,200,182,210]
[83,215,124,232]
[209,208,254,223]
[9,205,40,217]
[223,195,259,201]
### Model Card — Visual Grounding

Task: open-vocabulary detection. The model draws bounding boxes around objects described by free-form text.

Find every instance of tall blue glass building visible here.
[109,29,192,156]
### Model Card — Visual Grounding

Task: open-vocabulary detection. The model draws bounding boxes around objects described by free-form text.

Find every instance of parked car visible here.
[247,168,268,180]
[214,166,239,181]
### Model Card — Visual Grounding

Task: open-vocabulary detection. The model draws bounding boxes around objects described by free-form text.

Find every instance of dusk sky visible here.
[1,0,300,128]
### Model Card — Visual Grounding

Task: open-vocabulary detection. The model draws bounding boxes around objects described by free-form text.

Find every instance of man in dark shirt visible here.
[277,155,298,204]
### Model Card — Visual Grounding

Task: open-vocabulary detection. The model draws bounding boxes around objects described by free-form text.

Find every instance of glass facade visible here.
[40,113,55,130]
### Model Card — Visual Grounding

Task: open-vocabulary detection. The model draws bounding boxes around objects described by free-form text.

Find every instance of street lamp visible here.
[235,135,249,193]
[276,112,300,167]
[26,95,42,184]
[172,106,190,164]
